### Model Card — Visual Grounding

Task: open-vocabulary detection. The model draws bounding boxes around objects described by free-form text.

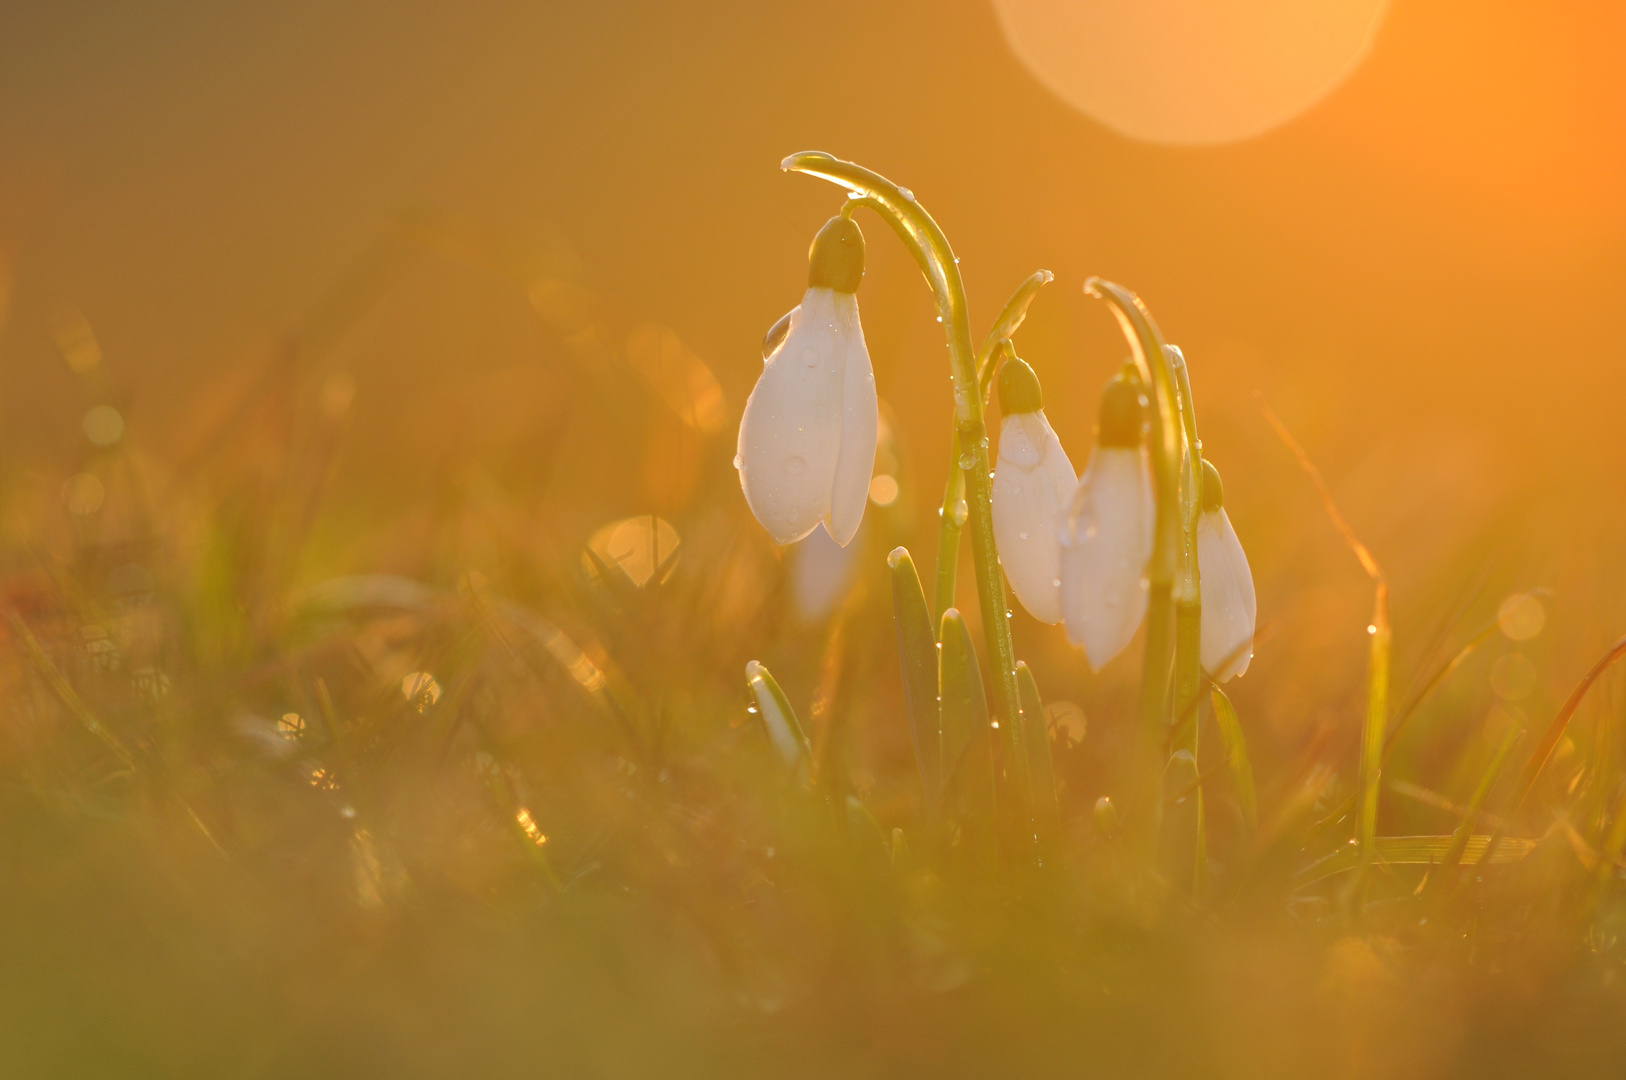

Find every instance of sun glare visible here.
[991,0,1390,144]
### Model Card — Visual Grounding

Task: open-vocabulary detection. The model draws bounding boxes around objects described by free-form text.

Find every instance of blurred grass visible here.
[4,216,1626,1080]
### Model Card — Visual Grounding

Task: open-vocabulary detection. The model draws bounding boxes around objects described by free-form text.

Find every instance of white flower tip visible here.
[1197,507,1256,684]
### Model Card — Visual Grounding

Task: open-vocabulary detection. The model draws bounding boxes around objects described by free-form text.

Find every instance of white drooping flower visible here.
[991,358,1076,624]
[1058,373,1155,670]
[1196,459,1256,681]
[737,216,877,546]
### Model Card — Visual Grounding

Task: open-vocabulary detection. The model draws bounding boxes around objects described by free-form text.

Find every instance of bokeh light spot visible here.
[401,671,442,711]
[626,324,726,433]
[64,473,105,515]
[1498,592,1546,641]
[585,515,681,588]
[83,404,125,447]
[50,306,102,372]
[991,0,1389,145]
[868,474,900,506]
[320,370,356,419]
[1490,653,1538,701]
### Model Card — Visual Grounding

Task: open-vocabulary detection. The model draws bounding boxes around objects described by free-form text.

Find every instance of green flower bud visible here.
[1096,372,1147,448]
[807,216,865,293]
[1201,459,1225,512]
[996,357,1044,415]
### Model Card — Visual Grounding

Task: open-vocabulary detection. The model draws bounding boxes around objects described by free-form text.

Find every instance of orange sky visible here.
[1,1,1623,645]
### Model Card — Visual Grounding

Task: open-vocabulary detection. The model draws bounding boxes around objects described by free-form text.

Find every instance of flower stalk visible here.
[1083,279,1183,860]
[783,152,1034,819]
[933,273,1053,629]
[1168,345,1206,887]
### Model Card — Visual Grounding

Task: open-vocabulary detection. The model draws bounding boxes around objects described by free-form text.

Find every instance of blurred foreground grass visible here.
[4,218,1626,1079]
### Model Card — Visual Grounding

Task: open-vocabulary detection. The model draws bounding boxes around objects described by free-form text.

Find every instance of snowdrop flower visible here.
[736,217,878,546]
[991,358,1076,624]
[1058,372,1155,670]
[1197,459,1256,681]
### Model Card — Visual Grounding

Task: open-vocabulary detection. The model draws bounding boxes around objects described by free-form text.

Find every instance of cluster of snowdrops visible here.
[734,169,1255,693]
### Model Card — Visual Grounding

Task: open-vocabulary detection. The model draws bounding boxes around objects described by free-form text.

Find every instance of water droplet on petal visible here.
[898,186,915,202]
[732,454,743,469]
[786,456,805,474]
[1018,531,1029,541]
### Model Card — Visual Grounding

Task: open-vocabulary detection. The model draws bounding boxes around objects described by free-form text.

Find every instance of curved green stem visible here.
[786,152,1031,816]
[1167,346,1204,798]
[1166,345,1210,887]
[1084,279,1183,858]
[933,271,1052,630]
[933,435,967,627]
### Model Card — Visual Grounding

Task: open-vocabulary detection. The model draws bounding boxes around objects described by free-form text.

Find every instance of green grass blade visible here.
[889,547,941,802]
[1210,687,1257,833]
[1015,661,1056,820]
[939,608,994,819]
[1357,604,1391,882]
[1508,633,1626,818]
[1433,725,1524,894]
[746,660,809,767]
[1297,834,1538,886]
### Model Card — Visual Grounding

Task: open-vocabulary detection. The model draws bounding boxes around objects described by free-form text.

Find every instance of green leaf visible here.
[889,547,941,801]
[1016,661,1057,817]
[1210,687,1257,832]
[938,608,994,818]
[746,661,808,767]
[1296,834,1538,886]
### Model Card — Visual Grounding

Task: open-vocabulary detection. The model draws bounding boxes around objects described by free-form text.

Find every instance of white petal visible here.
[992,411,1076,624]
[824,292,877,546]
[1058,447,1155,670]
[791,522,860,620]
[1198,508,1256,681]
[737,288,847,545]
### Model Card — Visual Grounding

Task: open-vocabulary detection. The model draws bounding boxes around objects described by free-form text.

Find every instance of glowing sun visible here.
[992,0,1390,145]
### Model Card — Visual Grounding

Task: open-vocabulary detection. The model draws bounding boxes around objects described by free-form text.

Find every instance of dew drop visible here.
[1018,531,1029,541]
[898,186,915,202]
[786,456,806,474]
[935,316,944,323]
[732,454,743,469]
[958,453,975,470]
[1052,578,1062,588]
[951,499,968,526]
